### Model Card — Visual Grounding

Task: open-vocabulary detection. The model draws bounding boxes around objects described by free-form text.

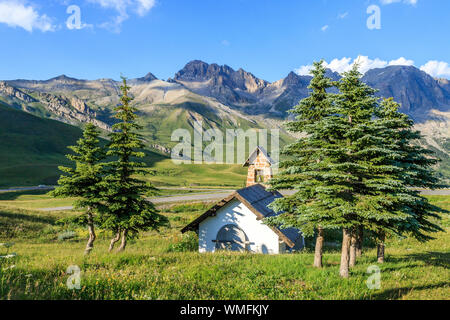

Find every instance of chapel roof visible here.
[181,184,298,247]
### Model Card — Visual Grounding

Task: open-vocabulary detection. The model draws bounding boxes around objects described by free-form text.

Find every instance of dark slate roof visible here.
[236,184,283,218]
[280,227,303,246]
[181,184,301,248]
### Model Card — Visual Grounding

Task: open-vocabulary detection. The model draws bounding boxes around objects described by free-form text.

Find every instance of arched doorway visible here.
[215,224,248,252]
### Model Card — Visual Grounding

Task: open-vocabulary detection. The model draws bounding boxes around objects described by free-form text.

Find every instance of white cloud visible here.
[326,57,353,73]
[295,56,418,76]
[0,0,55,32]
[295,65,313,76]
[135,0,155,16]
[337,12,348,19]
[349,56,388,73]
[321,25,329,32]
[388,57,415,66]
[420,61,450,79]
[380,0,418,6]
[88,0,156,31]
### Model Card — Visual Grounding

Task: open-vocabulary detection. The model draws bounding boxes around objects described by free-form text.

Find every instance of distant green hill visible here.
[0,102,85,187]
[0,102,247,189]
[0,103,170,188]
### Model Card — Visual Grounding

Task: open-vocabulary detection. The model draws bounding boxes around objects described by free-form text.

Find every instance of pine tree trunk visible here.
[377,233,385,264]
[349,231,357,267]
[84,210,96,255]
[117,229,128,252]
[340,228,351,278]
[109,231,121,252]
[356,227,363,257]
[313,227,324,268]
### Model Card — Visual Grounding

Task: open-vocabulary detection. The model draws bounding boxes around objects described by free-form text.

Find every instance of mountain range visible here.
[0,60,449,182]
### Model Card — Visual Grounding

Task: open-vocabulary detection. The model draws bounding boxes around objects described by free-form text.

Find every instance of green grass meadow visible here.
[144,159,248,188]
[0,103,82,187]
[0,193,448,300]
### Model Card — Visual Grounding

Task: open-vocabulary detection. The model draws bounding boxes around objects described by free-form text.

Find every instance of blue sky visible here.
[0,0,449,82]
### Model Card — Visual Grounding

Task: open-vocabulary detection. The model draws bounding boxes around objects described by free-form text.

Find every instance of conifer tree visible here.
[370,98,444,262]
[99,77,169,252]
[332,66,444,273]
[330,64,412,276]
[270,62,446,278]
[269,62,383,277]
[50,123,105,255]
[268,60,336,268]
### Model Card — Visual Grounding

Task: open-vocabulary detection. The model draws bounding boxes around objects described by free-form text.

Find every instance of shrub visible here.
[166,232,198,252]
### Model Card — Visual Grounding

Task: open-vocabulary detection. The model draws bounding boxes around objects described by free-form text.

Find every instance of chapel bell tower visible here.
[243,146,274,187]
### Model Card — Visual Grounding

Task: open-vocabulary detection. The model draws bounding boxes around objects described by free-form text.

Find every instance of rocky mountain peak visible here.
[362,65,450,121]
[47,74,80,83]
[174,60,267,88]
[131,72,158,83]
[174,60,211,81]
[283,71,305,86]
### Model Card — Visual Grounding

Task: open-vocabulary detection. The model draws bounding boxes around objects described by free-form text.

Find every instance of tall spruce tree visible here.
[99,77,169,252]
[268,60,336,268]
[330,64,412,276]
[370,98,444,262]
[269,62,384,277]
[270,62,445,277]
[50,123,105,255]
[331,65,444,274]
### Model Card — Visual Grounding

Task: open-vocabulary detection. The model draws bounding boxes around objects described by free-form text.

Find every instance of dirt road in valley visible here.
[35,188,450,211]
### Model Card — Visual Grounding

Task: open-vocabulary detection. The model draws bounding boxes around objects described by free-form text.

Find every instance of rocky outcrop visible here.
[0,81,110,131]
[70,96,91,114]
[35,92,110,131]
[0,81,36,103]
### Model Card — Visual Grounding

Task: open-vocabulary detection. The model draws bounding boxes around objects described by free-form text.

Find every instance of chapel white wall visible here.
[198,199,281,254]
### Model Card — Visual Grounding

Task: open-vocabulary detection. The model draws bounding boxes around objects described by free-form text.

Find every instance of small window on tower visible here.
[255,169,264,183]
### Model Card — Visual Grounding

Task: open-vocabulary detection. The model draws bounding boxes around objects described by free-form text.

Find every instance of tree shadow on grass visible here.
[370,282,449,300]
[350,251,449,278]
[388,251,450,269]
[0,210,56,225]
[0,189,50,201]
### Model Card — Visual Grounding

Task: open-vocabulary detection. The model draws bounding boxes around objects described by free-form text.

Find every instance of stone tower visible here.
[243,146,274,187]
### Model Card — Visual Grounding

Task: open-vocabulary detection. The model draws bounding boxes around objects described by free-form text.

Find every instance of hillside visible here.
[0,102,83,187]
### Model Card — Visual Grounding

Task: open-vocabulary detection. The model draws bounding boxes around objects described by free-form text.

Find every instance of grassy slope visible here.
[0,101,255,188]
[144,159,248,188]
[0,103,84,187]
[0,190,77,210]
[0,194,448,300]
[138,102,293,156]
